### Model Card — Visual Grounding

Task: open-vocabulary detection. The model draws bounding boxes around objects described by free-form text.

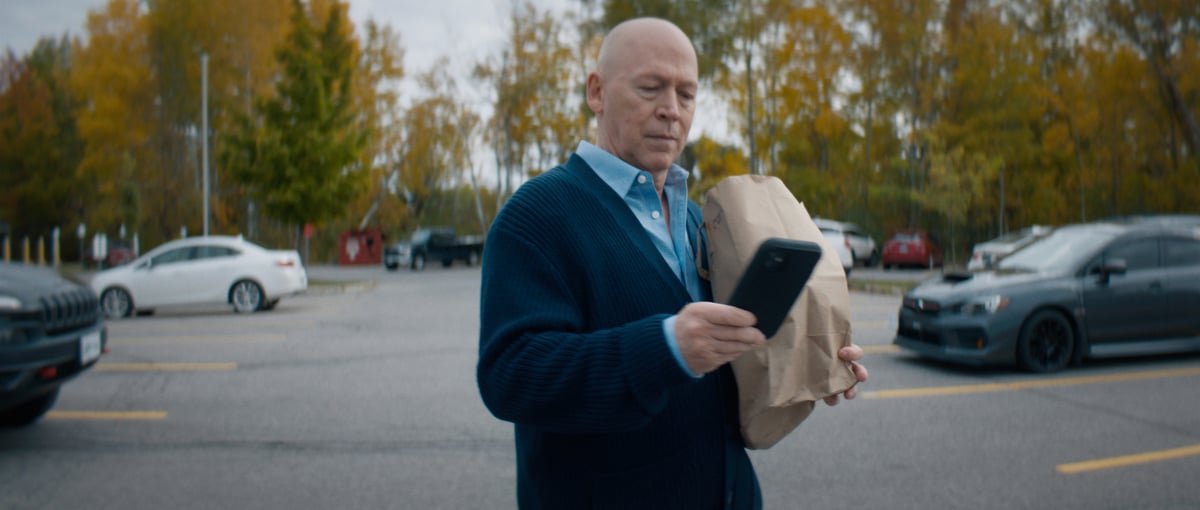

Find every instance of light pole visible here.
[201,52,210,237]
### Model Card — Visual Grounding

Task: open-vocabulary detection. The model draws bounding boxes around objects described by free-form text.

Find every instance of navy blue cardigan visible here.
[477,155,760,509]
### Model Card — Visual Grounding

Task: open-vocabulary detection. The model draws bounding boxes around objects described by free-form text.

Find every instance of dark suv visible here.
[1,263,106,427]
[893,218,1200,372]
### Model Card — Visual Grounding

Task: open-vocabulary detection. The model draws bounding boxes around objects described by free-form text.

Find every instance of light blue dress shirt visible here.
[576,141,704,378]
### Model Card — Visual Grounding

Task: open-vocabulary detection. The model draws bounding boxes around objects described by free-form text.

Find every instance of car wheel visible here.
[466,250,480,266]
[100,287,133,319]
[412,254,426,271]
[385,262,398,271]
[1017,309,1075,373]
[230,280,265,313]
[0,389,59,428]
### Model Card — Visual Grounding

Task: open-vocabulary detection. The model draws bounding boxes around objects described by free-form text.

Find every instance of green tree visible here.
[222,0,367,246]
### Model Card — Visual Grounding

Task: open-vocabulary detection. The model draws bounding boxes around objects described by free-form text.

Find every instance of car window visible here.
[1163,237,1200,268]
[1090,238,1158,273]
[195,245,239,259]
[152,247,193,266]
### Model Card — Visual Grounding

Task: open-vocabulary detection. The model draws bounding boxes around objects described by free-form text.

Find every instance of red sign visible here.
[303,223,314,239]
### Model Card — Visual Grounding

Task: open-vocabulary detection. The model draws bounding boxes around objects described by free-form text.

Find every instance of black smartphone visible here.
[727,238,823,338]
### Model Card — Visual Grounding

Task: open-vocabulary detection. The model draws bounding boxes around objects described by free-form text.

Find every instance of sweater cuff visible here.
[662,316,702,379]
[622,314,697,415]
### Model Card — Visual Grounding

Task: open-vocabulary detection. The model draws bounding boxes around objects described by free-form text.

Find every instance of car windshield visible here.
[410,230,431,242]
[893,233,921,242]
[997,226,1118,274]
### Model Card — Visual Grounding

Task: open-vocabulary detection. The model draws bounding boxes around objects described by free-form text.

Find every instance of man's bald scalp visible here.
[596,17,695,77]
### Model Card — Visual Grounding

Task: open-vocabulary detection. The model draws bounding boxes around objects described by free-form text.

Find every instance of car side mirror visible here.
[1097,258,1127,284]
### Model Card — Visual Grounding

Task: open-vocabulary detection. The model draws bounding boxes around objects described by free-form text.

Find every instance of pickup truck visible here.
[0,263,107,427]
[383,227,484,271]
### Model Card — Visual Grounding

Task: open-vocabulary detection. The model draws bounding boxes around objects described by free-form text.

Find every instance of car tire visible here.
[230,280,265,313]
[0,388,59,428]
[412,254,426,271]
[467,250,480,266]
[1017,309,1075,373]
[385,262,398,271]
[100,287,133,319]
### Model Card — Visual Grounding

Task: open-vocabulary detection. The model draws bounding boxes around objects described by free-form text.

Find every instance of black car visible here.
[0,263,107,427]
[893,218,1200,372]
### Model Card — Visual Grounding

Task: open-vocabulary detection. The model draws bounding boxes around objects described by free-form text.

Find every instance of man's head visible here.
[587,18,698,177]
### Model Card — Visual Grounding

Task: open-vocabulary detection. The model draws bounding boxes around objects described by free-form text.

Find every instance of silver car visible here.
[814,218,878,267]
[967,225,1053,271]
[894,219,1200,372]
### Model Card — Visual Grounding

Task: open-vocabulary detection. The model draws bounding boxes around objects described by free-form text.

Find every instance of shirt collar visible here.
[577,141,689,197]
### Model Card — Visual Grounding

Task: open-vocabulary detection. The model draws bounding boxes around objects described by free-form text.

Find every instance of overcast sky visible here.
[0,0,733,143]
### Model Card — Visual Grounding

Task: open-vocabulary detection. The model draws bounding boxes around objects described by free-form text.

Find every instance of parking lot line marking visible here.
[96,362,237,372]
[108,333,285,346]
[46,410,168,420]
[1057,444,1200,474]
[860,345,900,354]
[851,320,893,330]
[863,366,1200,399]
[107,320,314,334]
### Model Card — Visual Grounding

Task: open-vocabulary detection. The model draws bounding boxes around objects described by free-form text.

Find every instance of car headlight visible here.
[963,295,1010,315]
[0,295,21,310]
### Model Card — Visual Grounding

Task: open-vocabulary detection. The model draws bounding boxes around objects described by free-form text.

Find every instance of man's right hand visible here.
[673,302,766,375]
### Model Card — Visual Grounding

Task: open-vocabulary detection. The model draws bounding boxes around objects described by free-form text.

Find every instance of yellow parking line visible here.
[860,345,900,354]
[46,410,168,420]
[864,366,1200,399]
[96,362,237,372]
[108,333,285,346]
[852,320,893,330]
[106,319,315,334]
[1057,444,1200,474]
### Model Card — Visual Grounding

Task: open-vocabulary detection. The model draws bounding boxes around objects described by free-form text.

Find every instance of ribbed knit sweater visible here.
[477,155,761,509]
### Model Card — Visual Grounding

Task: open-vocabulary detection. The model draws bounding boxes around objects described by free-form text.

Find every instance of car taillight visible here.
[276,260,296,267]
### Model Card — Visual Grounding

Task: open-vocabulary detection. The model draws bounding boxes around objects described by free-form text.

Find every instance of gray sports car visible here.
[893,218,1200,372]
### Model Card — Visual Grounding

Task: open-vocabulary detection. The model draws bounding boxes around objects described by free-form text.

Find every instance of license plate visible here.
[899,245,909,254]
[80,331,102,365]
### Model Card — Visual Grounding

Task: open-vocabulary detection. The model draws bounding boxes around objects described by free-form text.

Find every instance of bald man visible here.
[477,17,867,509]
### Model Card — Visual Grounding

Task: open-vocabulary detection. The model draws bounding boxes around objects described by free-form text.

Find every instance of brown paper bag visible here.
[702,174,859,449]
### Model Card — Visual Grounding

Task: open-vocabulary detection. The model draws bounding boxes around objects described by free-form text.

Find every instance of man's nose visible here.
[655,91,681,120]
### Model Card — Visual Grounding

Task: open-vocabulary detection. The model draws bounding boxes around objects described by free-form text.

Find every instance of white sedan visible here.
[816,225,855,276]
[90,236,307,318]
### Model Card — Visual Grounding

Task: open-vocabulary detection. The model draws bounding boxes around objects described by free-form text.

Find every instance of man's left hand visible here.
[824,345,869,406]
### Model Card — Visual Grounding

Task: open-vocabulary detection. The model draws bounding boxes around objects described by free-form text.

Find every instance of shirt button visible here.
[637,175,647,184]
[651,211,661,219]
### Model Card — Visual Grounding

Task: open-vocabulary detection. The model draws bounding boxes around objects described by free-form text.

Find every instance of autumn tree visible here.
[345,19,407,234]
[475,1,586,208]
[70,0,157,239]
[0,39,84,245]
[222,0,367,247]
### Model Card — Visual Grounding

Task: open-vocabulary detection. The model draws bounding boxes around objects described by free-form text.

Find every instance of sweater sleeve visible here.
[476,212,697,435]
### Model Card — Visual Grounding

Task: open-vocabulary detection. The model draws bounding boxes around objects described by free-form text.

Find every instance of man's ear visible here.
[585,72,603,115]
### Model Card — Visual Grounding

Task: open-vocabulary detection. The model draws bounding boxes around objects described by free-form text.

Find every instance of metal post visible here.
[201,52,210,237]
